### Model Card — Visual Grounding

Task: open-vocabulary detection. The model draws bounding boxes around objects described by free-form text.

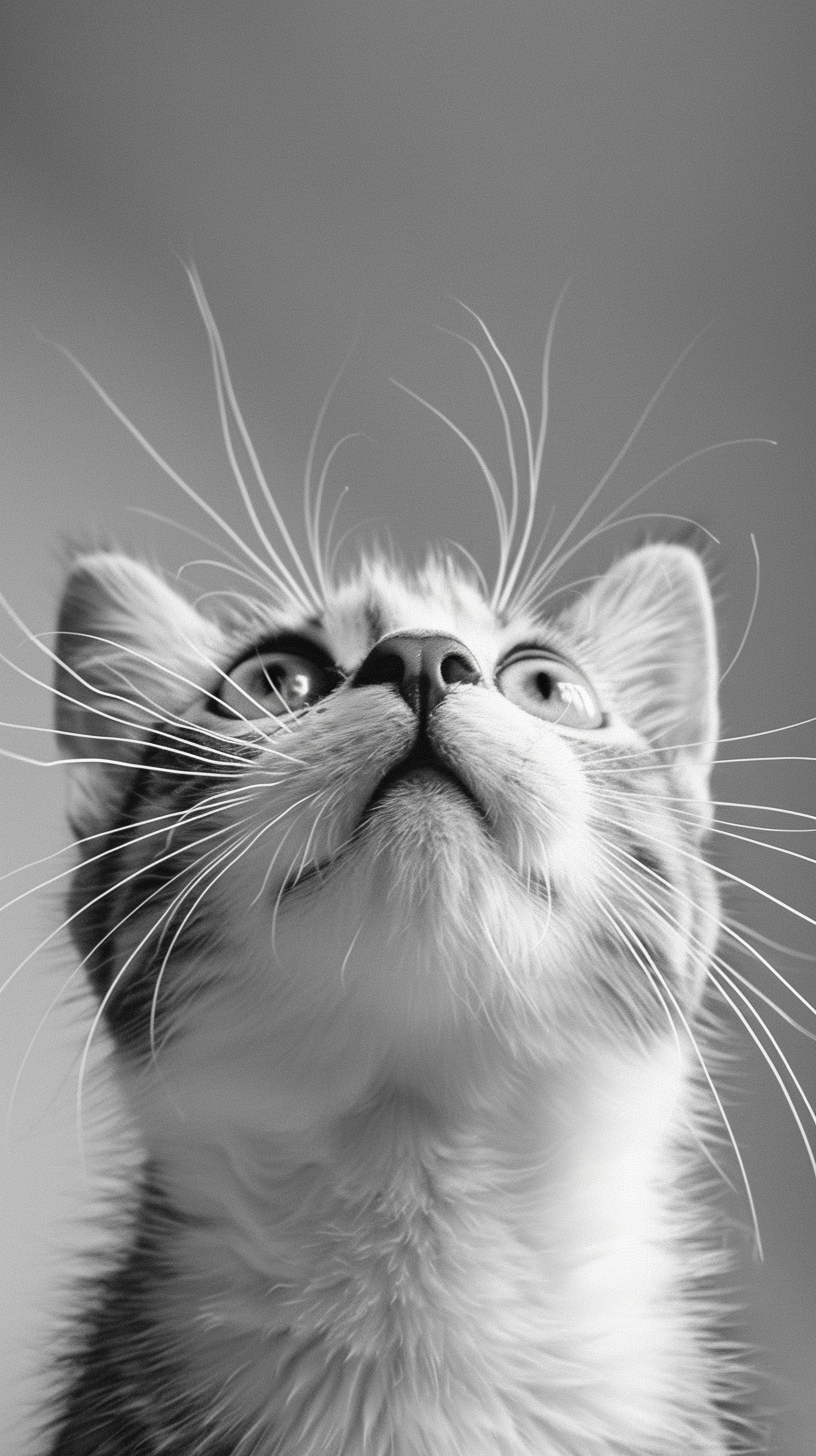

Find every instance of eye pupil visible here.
[213,645,340,719]
[496,652,603,729]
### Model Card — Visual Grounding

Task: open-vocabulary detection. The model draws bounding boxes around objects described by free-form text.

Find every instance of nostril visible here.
[350,632,483,714]
[353,649,410,690]
[376,652,407,687]
[440,653,481,687]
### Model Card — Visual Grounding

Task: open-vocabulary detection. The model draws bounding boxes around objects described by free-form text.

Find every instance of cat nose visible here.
[350,632,483,716]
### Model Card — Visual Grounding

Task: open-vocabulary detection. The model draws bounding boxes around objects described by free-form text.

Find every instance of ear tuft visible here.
[54,552,225,829]
[567,544,719,817]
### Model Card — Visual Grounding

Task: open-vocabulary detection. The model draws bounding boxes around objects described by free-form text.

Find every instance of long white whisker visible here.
[719,534,760,684]
[723,965,816,1044]
[0,594,288,765]
[74,821,261,1147]
[43,338,301,601]
[185,264,320,612]
[590,804,816,1050]
[311,434,372,600]
[0,788,260,920]
[708,962,816,1183]
[517,440,770,611]
[6,808,262,1138]
[302,326,362,604]
[130,507,276,596]
[499,280,570,612]
[434,324,514,563]
[453,298,535,504]
[532,321,718,585]
[594,882,762,1253]
[389,379,509,571]
[43,617,306,760]
[148,814,275,1059]
[515,510,720,614]
[0,638,252,769]
[727,916,816,965]
[0,813,245,1001]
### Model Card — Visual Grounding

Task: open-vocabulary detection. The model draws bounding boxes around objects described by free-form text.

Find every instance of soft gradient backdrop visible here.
[0,4,814,1451]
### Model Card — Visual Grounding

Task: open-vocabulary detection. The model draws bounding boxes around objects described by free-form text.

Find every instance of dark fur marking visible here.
[46,1174,235,1456]
[630,844,668,883]
[364,600,386,646]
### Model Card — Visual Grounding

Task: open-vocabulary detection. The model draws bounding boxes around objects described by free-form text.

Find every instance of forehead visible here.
[226,556,565,676]
[320,559,506,671]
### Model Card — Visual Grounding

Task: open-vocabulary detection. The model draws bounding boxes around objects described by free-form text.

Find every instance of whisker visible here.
[708,962,816,1183]
[497,279,570,611]
[0,641,244,768]
[323,484,351,577]
[719,534,760,684]
[0,788,261,918]
[722,965,816,1045]
[1,609,290,766]
[434,323,516,571]
[529,319,719,588]
[54,625,298,754]
[591,786,816,870]
[452,298,535,516]
[310,433,372,598]
[598,826,816,1199]
[517,438,771,612]
[439,539,490,600]
[593,881,762,1254]
[248,793,323,906]
[390,378,509,578]
[5,807,258,1150]
[43,336,302,604]
[596,816,816,1039]
[148,814,276,1060]
[74,819,263,1148]
[727,917,816,965]
[590,792,816,940]
[515,509,720,614]
[6,810,262,1138]
[129,507,276,597]
[301,324,361,604]
[0,811,248,1000]
[185,264,318,613]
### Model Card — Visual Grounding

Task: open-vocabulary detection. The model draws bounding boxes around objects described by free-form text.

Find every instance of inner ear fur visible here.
[54,551,225,770]
[568,543,719,798]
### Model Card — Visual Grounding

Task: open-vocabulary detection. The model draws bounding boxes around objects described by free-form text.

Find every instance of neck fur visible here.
[139,1037,718,1454]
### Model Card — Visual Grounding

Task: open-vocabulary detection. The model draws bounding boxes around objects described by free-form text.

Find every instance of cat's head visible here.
[54,542,719,1124]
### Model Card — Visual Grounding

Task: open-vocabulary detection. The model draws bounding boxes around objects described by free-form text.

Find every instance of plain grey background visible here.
[0,3,814,1451]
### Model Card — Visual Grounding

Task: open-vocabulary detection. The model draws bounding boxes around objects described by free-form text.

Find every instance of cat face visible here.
[54,541,719,1128]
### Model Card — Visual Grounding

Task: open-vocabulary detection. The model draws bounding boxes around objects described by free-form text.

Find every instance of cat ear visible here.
[568,544,719,820]
[54,552,224,830]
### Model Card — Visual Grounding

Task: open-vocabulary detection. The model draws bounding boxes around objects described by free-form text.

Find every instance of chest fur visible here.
[150,1068,722,1456]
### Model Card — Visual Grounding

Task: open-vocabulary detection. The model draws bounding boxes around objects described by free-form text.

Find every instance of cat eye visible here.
[496,654,604,729]
[213,647,341,719]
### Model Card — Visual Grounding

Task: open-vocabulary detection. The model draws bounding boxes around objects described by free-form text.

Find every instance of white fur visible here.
[58,545,727,1453]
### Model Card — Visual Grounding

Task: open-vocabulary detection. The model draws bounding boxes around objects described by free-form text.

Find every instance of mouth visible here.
[360,736,484,821]
[280,737,485,898]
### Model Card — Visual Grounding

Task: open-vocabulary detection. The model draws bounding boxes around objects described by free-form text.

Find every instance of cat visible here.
[34,281,758,1454]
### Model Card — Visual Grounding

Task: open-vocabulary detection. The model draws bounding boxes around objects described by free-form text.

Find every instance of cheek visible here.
[436,690,596,888]
[215,696,416,882]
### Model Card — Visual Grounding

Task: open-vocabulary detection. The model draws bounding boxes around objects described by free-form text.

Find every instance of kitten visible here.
[42,291,744,1454]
